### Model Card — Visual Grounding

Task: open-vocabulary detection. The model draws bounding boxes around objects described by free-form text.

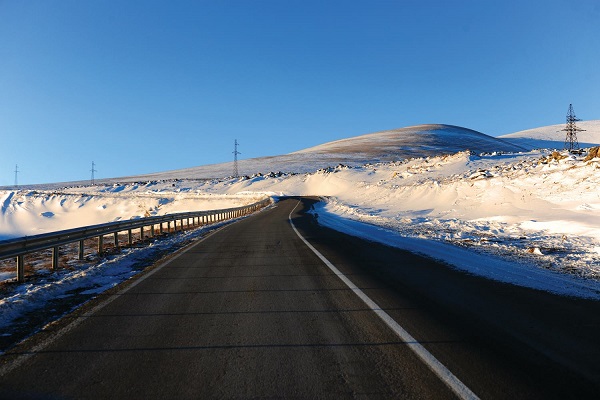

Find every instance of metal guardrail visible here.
[0,198,271,282]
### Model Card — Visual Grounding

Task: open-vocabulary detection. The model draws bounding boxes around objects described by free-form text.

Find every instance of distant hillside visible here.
[295,124,525,158]
[13,124,525,189]
[119,124,524,181]
[499,120,600,150]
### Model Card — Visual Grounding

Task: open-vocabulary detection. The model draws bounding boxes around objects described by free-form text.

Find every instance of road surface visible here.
[1,197,599,398]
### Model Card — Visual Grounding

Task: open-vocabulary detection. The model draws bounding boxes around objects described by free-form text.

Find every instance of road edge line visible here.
[288,200,479,400]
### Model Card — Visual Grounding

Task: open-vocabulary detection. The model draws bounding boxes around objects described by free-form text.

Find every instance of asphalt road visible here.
[1,197,599,399]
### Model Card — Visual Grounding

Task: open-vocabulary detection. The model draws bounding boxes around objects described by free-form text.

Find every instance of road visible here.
[1,197,599,398]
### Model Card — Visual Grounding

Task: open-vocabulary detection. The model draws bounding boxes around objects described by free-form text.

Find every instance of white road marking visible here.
[289,200,479,400]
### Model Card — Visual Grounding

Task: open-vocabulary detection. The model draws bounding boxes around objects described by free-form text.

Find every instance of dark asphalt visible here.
[1,197,599,399]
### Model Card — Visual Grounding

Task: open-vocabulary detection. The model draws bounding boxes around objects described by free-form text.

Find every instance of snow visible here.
[499,120,600,150]
[311,204,600,299]
[2,121,600,338]
[0,186,265,240]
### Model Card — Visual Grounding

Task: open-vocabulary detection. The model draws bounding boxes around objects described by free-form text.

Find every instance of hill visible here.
[115,124,525,182]
[499,120,600,150]
[4,124,526,189]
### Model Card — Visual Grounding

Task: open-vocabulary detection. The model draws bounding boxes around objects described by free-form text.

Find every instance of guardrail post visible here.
[140,227,144,241]
[78,240,85,260]
[128,229,133,245]
[114,232,120,250]
[150,224,155,237]
[160,222,164,234]
[52,247,59,271]
[98,235,104,256]
[17,255,25,283]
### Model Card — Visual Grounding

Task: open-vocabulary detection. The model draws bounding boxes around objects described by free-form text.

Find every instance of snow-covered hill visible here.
[294,124,525,158]
[9,124,523,190]
[128,124,524,181]
[499,120,600,150]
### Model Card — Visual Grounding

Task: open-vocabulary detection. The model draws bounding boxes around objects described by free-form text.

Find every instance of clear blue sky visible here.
[1,0,599,185]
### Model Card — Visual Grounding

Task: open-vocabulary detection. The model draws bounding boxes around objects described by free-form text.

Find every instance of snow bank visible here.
[192,149,600,287]
[0,183,265,239]
[311,203,600,299]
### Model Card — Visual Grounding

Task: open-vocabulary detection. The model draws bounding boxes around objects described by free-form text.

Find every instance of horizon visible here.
[1,1,599,185]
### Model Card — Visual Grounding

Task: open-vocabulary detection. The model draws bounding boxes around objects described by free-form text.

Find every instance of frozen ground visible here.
[2,122,600,339]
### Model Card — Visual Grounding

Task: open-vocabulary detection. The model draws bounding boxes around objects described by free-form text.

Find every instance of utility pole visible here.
[90,161,97,185]
[14,164,19,189]
[233,139,241,178]
[563,103,585,152]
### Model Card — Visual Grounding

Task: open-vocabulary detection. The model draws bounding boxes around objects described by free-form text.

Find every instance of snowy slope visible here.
[7,124,523,190]
[499,120,600,150]
[127,124,524,180]
[296,124,525,157]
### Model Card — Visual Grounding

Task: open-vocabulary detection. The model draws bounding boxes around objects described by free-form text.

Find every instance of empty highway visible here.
[1,198,599,399]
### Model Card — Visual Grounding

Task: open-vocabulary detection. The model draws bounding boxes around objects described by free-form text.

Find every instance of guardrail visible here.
[0,198,271,283]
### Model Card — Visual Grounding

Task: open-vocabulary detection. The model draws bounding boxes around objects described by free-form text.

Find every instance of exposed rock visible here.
[584,146,600,161]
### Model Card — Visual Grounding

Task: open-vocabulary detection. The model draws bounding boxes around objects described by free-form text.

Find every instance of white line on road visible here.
[288,200,479,400]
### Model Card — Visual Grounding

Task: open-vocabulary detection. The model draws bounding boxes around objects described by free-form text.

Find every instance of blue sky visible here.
[1,0,599,185]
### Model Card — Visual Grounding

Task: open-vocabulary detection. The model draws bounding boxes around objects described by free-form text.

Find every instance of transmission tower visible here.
[563,103,585,151]
[233,139,241,178]
[90,161,97,185]
[14,164,19,189]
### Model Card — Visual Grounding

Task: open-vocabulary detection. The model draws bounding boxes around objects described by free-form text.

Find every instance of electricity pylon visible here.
[14,164,19,189]
[563,104,585,151]
[233,140,241,178]
[91,161,97,185]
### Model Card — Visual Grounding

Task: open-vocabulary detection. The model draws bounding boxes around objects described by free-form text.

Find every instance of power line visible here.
[90,161,97,185]
[233,139,241,178]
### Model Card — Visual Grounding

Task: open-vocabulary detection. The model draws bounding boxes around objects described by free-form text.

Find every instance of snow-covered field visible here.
[2,122,600,343]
